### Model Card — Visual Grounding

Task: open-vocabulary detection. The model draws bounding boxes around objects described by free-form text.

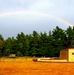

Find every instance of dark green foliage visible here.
[0,26,74,57]
[0,34,4,56]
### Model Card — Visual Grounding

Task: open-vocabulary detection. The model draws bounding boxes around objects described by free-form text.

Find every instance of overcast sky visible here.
[0,0,74,39]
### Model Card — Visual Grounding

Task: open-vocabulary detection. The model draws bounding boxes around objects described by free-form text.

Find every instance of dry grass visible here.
[0,57,74,75]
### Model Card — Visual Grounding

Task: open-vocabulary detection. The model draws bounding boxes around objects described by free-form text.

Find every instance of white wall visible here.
[68,49,74,62]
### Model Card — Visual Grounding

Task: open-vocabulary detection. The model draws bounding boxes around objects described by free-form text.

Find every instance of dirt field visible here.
[0,57,74,75]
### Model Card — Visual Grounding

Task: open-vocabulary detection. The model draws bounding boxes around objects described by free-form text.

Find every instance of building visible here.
[60,48,74,62]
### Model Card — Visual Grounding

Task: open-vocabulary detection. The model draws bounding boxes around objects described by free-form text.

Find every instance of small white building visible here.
[60,48,74,62]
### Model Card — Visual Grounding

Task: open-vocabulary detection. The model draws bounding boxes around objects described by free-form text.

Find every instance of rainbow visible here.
[0,10,74,27]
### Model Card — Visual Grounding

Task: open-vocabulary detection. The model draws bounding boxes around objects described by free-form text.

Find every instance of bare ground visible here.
[0,57,74,75]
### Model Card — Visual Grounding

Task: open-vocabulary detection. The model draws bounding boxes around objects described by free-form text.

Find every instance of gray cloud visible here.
[0,0,74,39]
[0,12,69,39]
[0,0,74,16]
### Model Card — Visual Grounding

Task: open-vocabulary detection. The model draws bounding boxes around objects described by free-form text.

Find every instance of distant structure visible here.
[60,48,74,62]
[9,54,16,58]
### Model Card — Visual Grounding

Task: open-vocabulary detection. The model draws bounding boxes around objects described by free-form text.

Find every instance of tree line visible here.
[0,26,74,57]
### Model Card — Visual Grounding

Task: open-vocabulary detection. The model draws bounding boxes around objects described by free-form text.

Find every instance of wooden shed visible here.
[60,48,74,62]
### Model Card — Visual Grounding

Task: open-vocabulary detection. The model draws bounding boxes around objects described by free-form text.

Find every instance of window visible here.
[72,53,74,55]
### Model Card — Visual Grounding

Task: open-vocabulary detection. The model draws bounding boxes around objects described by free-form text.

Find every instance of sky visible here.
[0,0,74,39]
